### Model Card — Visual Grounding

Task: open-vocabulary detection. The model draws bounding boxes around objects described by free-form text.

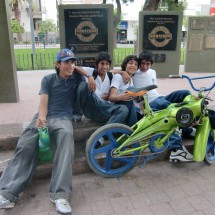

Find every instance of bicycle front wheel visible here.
[85,123,140,178]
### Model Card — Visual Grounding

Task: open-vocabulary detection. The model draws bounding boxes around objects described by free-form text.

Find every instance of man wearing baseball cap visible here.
[0,49,93,214]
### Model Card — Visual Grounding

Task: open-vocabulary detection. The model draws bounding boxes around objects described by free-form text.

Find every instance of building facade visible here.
[10,0,45,42]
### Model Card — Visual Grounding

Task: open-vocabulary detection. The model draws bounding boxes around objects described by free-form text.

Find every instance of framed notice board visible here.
[143,14,178,50]
[64,8,108,53]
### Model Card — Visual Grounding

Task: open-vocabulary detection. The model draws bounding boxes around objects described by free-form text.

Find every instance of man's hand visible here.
[36,116,46,128]
[121,91,133,101]
[87,76,96,92]
[122,72,131,84]
[101,93,109,101]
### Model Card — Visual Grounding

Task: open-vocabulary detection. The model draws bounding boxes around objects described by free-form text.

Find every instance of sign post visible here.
[58,4,114,67]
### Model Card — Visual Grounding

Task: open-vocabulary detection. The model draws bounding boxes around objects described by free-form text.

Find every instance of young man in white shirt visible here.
[75,52,129,125]
[132,50,194,162]
[109,55,139,126]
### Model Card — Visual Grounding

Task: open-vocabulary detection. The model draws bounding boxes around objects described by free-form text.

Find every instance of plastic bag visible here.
[38,127,52,162]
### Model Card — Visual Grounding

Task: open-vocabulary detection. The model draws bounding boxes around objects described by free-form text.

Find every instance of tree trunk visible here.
[143,0,160,11]
[113,0,121,48]
[13,2,20,22]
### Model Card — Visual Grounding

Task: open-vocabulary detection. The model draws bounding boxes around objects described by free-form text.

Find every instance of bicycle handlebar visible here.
[169,74,215,92]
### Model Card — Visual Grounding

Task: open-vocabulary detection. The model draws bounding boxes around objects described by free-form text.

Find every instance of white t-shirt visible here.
[82,67,111,99]
[132,69,161,103]
[110,74,133,94]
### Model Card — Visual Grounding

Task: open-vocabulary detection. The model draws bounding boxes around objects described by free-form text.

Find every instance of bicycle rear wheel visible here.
[204,131,215,165]
[85,123,140,177]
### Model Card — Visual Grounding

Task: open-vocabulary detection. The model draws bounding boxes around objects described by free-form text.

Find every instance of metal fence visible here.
[15,50,135,70]
[15,49,185,71]
[15,53,57,70]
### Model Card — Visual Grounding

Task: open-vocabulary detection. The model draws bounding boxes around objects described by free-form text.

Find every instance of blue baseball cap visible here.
[56,49,78,62]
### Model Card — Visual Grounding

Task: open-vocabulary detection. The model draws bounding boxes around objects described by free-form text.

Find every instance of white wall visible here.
[127,20,138,42]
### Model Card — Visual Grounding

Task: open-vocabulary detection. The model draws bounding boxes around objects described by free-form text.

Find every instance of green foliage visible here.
[158,0,187,12]
[38,19,57,34]
[11,19,25,33]
[8,0,24,8]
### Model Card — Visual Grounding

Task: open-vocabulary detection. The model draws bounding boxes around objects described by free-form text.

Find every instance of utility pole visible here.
[28,0,35,55]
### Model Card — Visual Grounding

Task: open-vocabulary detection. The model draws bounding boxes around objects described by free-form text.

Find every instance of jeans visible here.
[76,82,129,124]
[149,90,191,150]
[149,90,191,112]
[0,118,74,201]
[116,100,138,126]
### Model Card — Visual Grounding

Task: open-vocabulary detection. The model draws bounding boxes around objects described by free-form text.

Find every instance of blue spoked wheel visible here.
[85,123,140,177]
[204,131,215,165]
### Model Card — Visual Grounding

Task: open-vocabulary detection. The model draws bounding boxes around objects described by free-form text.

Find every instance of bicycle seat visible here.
[126,85,157,97]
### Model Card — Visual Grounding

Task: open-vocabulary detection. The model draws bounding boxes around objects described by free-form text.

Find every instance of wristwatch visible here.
[86,74,92,78]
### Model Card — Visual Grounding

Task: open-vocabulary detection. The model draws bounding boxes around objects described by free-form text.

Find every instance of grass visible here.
[14,47,185,70]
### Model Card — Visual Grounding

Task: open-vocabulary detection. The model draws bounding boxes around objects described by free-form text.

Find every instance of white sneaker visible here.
[169,145,193,162]
[189,128,196,138]
[0,195,15,209]
[51,198,72,214]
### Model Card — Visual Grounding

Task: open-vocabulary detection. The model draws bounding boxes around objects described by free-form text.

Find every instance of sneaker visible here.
[189,128,196,138]
[95,137,105,149]
[50,198,72,214]
[72,115,82,123]
[183,127,196,139]
[169,145,193,162]
[0,195,15,209]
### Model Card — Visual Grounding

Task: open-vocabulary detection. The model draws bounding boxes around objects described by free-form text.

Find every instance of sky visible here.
[43,0,212,24]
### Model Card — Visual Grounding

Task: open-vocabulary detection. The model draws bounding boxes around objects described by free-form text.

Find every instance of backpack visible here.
[92,68,113,83]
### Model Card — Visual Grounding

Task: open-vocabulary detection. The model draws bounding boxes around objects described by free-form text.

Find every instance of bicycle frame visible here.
[113,75,215,161]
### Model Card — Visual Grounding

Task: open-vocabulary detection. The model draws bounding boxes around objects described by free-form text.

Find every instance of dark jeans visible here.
[116,100,138,127]
[149,90,191,111]
[75,82,129,124]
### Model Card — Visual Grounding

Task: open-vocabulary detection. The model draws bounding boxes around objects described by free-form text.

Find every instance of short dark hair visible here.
[121,55,139,71]
[139,50,154,65]
[55,60,61,75]
[95,52,112,67]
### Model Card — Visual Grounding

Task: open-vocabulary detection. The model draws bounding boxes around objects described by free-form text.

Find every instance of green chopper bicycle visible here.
[85,75,215,177]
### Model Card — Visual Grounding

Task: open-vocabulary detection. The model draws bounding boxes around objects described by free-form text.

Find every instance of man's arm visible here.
[109,87,132,102]
[110,69,131,84]
[36,94,48,128]
[75,66,96,92]
[111,69,123,75]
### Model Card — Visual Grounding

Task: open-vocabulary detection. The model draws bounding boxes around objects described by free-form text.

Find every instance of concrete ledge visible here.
[0,118,103,150]
[0,118,194,179]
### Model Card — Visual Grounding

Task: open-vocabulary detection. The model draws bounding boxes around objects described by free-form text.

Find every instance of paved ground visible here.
[1,161,215,215]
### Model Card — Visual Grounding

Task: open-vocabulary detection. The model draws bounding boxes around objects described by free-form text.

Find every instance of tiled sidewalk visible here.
[0,70,214,125]
[1,160,215,215]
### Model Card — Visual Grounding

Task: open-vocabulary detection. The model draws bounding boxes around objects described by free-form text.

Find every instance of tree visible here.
[143,0,187,11]
[157,0,187,11]
[38,19,57,44]
[9,0,26,41]
[143,0,160,11]
[103,0,134,47]
[11,19,25,33]
[38,19,57,34]
[9,0,24,22]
